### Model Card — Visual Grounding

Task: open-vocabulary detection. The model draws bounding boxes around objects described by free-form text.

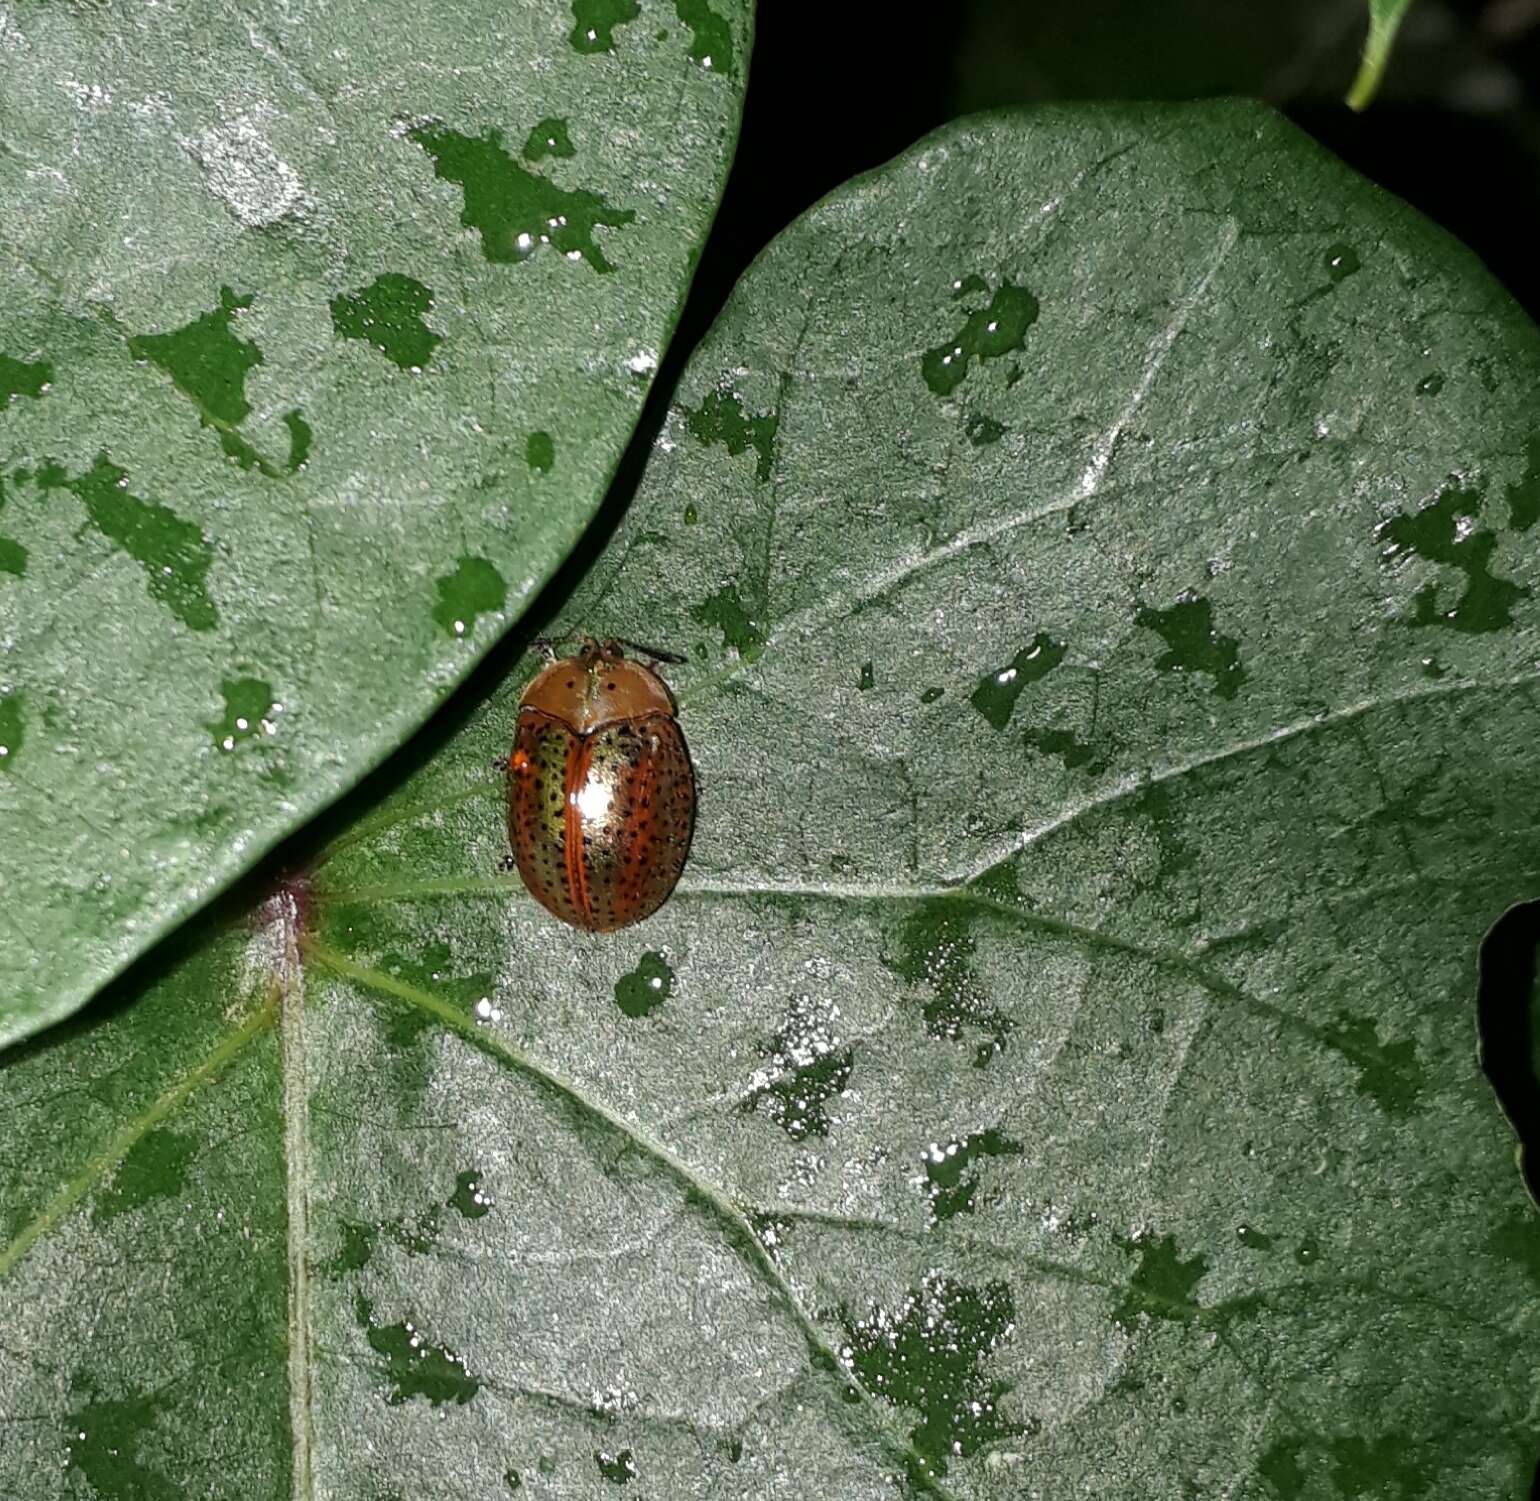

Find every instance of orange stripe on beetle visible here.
[506,638,695,932]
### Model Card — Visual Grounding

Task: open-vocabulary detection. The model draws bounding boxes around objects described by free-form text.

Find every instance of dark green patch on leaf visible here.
[327,1220,380,1276]
[0,353,51,407]
[1112,1232,1207,1327]
[522,117,575,161]
[1320,1013,1426,1115]
[969,632,1066,729]
[432,556,507,639]
[673,0,735,74]
[370,940,496,1100]
[1256,1436,1307,1498]
[1023,724,1108,773]
[1236,1224,1275,1252]
[383,944,493,1032]
[206,677,279,752]
[1128,780,1199,895]
[411,125,636,273]
[691,582,765,659]
[37,455,217,630]
[964,413,1006,446]
[448,1169,493,1219]
[840,1272,1023,1481]
[887,899,1015,1066]
[526,431,556,473]
[921,280,1039,398]
[1137,591,1246,698]
[858,660,874,691]
[742,997,853,1140]
[594,1449,638,1485]
[1327,1433,1429,1498]
[327,1169,493,1272]
[569,0,640,52]
[614,951,673,1017]
[0,693,22,771]
[1375,480,1528,633]
[330,273,442,371]
[1505,435,1540,533]
[682,388,778,482]
[128,286,261,431]
[920,1128,1023,1222]
[1489,1212,1540,1293]
[282,409,312,471]
[219,426,275,475]
[358,1295,479,1406]
[92,1127,197,1222]
[66,1389,177,1501]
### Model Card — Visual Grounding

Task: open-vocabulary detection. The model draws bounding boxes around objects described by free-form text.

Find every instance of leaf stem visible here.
[1346,0,1413,110]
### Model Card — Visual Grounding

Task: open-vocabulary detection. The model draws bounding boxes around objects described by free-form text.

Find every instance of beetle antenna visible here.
[608,636,687,665]
[530,631,595,661]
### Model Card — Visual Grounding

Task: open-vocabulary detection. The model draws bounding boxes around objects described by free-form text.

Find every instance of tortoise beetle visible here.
[507,637,695,931]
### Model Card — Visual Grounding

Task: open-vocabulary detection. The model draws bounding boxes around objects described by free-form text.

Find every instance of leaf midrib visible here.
[297,935,962,1499]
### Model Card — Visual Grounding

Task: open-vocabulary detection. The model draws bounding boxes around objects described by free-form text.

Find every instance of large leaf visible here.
[0,0,750,1050]
[5,100,1540,1498]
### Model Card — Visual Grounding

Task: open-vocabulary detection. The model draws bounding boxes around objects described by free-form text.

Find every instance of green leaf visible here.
[1347,0,1418,109]
[5,101,1540,1498]
[0,0,751,1051]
